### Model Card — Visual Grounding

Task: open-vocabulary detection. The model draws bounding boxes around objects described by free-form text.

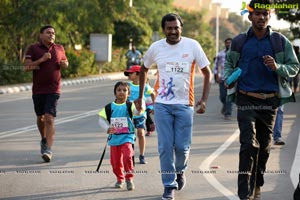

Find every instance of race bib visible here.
[110,117,129,134]
[165,62,190,73]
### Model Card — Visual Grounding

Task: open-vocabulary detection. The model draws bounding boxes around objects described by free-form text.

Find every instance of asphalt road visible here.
[0,73,299,200]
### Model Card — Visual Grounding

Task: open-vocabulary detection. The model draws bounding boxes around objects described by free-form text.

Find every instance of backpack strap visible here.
[270,31,285,55]
[232,30,285,56]
[105,101,133,124]
[126,101,133,120]
[104,103,112,124]
[231,32,247,55]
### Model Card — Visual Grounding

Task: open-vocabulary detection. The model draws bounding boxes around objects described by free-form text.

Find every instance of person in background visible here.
[290,46,300,92]
[24,25,68,162]
[224,0,299,199]
[145,78,156,136]
[214,38,233,120]
[126,45,142,70]
[272,105,285,145]
[135,13,211,200]
[124,65,155,164]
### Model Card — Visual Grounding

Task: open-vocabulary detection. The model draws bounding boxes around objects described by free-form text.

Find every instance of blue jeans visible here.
[154,103,194,188]
[219,81,232,116]
[273,105,284,140]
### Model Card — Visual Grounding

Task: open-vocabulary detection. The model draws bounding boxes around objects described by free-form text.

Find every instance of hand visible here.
[195,100,206,114]
[215,74,222,83]
[263,55,277,71]
[224,81,236,89]
[107,127,116,134]
[134,98,143,112]
[41,52,51,62]
[59,60,68,68]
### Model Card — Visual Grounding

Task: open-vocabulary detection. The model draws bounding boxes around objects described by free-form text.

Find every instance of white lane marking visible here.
[0,109,99,139]
[290,130,300,188]
[0,85,102,104]
[0,96,31,104]
[199,129,240,200]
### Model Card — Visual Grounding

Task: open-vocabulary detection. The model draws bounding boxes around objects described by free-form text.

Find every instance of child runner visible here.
[98,81,138,190]
[145,78,155,136]
[124,65,155,164]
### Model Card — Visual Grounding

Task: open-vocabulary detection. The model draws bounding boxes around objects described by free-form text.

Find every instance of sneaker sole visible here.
[127,185,135,190]
[161,197,175,200]
[42,154,51,162]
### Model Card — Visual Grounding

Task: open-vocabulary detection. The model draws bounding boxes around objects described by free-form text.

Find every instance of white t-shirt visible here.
[143,37,210,105]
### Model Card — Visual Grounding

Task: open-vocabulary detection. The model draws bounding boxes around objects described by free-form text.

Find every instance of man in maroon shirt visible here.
[24,25,68,162]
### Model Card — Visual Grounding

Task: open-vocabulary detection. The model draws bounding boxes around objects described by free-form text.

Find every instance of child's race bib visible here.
[110,117,129,134]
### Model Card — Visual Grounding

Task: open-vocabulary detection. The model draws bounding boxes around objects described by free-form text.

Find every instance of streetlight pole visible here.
[216,3,220,56]
[213,0,222,56]
[129,0,133,49]
[129,0,132,7]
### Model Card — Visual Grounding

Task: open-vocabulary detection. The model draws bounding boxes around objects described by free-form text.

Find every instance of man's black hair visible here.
[224,38,232,43]
[161,13,183,29]
[40,25,54,33]
[249,0,273,9]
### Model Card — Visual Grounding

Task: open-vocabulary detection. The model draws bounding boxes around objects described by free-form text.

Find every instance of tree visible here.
[274,0,300,38]
[0,0,219,84]
[113,9,152,48]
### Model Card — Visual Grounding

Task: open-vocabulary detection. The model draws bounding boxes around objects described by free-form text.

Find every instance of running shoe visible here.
[42,149,52,162]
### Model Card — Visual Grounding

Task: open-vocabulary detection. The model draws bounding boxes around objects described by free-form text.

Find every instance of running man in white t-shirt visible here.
[134,13,211,200]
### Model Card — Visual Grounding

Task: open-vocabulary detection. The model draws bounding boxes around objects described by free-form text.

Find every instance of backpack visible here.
[104,101,133,123]
[231,29,286,58]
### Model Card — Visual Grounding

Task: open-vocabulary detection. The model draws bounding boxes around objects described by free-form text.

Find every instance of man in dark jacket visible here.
[224,0,299,199]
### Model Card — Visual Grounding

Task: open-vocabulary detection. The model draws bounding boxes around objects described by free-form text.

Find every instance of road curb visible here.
[0,73,123,95]
[0,69,157,95]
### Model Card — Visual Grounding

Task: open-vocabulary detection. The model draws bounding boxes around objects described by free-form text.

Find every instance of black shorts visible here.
[32,94,60,117]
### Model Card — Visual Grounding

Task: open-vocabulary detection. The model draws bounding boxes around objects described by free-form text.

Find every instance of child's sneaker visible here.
[126,180,135,190]
[146,131,151,136]
[115,181,125,188]
[139,155,147,164]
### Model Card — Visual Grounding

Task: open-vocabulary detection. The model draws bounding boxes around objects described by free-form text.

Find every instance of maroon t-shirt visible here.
[25,42,68,94]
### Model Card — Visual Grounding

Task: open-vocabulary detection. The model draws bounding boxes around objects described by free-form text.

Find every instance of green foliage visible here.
[176,9,215,63]
[0,0,220,84]
[113,9,152,48]
[133,0,174,31]
[274,0,299,38]
[228,13,251,34]
[101,48,127,73]
[0,60,32,85]
[62,49,97,78]
[210,12,251,59]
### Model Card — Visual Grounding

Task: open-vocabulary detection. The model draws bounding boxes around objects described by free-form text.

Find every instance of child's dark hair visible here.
[114,81,130,95]
[161,13,183,29]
